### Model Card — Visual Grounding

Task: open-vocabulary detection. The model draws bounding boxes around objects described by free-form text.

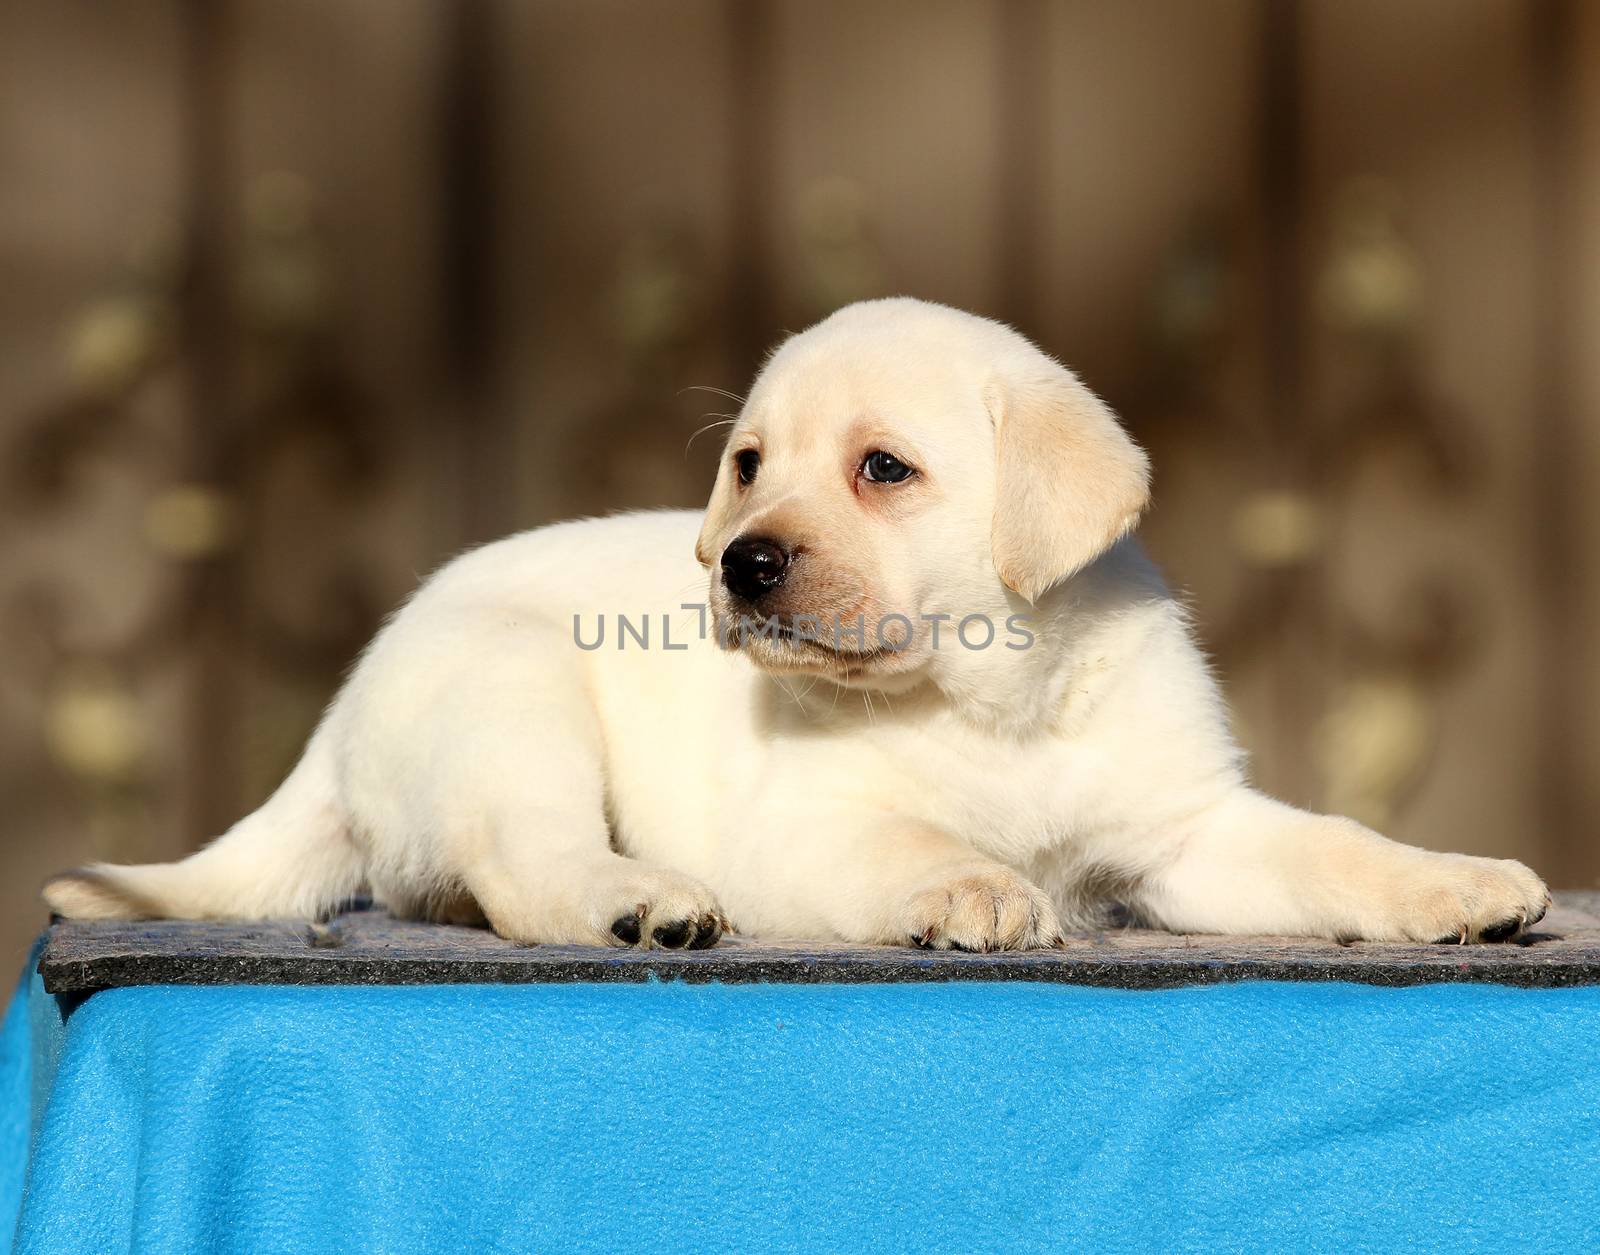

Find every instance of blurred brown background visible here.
[3,0,1598,973]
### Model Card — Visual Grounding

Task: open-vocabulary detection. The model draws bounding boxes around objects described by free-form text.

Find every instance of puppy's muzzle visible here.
[720,536,790,603]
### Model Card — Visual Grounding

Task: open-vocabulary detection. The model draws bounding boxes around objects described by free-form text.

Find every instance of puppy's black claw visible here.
[653,919,693,949]
[1480,917,1523,944]
[610,913,642,945]
[689,914,721,949]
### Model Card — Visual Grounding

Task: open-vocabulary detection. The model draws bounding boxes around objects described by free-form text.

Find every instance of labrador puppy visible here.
[45,298,1549,949]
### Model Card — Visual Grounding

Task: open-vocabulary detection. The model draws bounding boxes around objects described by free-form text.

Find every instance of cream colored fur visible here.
[45,298,1548,950]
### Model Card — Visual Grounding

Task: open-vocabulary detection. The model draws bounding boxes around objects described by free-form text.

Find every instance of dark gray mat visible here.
[38,891,1600,992]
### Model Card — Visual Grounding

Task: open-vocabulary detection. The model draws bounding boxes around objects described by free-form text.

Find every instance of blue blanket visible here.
[5,946,1599,1254]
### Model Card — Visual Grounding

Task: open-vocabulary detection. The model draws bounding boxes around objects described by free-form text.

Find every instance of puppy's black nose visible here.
[721,536,790,602]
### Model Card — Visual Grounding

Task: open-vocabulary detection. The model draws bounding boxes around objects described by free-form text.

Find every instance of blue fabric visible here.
[0,951,37,1254]
[4,959,1598,1255]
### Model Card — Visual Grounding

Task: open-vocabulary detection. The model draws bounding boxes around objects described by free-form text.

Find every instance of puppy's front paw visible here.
[896,864,1062,952]
[1395,855,1550,945]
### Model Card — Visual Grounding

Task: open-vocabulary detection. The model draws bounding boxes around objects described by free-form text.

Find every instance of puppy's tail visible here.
[43,722,365,923]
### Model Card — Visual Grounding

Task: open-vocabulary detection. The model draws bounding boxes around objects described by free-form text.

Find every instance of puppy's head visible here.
[696,298,1149,687]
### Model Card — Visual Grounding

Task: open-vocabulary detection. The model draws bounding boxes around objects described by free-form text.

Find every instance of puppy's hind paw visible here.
[609,907,724,950]
[591,866,728,951]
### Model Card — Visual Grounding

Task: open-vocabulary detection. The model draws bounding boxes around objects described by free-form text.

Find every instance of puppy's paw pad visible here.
[648,912,723,949]
[1478,916,1526,944]
[652,918,692,948]
[610,911,644,945]
[690,914,726,949]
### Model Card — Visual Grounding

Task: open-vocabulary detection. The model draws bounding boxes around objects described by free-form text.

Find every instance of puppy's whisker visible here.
[685,416,739,457]
[679,384,747,405]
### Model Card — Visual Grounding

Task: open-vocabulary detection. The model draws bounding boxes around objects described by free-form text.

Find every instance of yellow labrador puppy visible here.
[46,298,1548,950]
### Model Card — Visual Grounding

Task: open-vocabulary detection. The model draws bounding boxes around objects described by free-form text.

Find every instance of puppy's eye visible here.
[861,450,915,484]
[735,449,760,486]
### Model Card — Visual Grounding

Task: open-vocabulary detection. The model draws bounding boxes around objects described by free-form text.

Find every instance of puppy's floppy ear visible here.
[988,358,1150,602]
[695,454,739,566]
